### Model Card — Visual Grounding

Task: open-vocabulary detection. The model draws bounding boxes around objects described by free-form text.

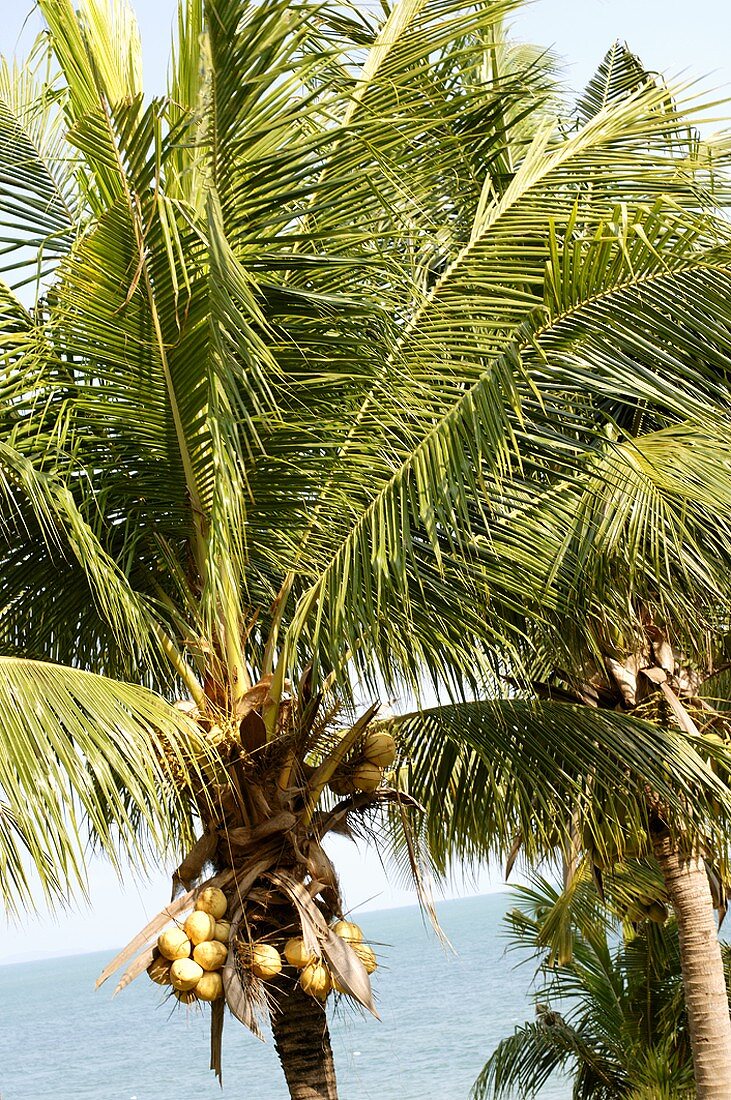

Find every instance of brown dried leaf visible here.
[113,946,156,995]
[210,999,225,1083]
[641,666,668,685]
[235,677,273,719]
[268,870,329,959]
[240,710,267,753]
[505,833,523,880]
[171,832,218,897]
[226,812,296,851]
[96,869,234,989]
[659,682,701,737]
[223,904,264,1039]
[608,657,637,707]
[653,639,675,674]
[321,929,378,1018]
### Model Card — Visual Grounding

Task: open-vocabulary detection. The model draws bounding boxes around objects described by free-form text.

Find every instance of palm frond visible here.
[0,655,210,915]
[388,698,731,874]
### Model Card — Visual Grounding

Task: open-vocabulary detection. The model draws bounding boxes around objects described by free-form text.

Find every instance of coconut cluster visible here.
[283,919,378,1000]
[148,886,231,1003]
[328,730,397,797]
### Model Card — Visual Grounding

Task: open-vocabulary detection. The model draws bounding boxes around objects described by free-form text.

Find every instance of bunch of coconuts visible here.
[148,886,230,1003]
[282,919,377,1000]
[328,730,397,797]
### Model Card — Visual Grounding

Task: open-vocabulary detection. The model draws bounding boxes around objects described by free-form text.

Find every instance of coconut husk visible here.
[171,831,218,898]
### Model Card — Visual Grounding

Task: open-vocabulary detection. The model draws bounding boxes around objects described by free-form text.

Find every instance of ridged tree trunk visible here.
[653,833,731,1098]
[270,977,338,1100]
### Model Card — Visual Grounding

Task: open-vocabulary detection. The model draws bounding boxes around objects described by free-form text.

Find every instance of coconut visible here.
[170,957,204,991]
[648,901,669,924]
[328,773,355,797]
[195,886,228,920]
[251,943,282,980]
[331,973,347,995]
[157,927,191,961]
[195,970,224,1002]
[352,762,381,793]
[147,955,172,986]
[284,937,316,969]
[184,910,216,945]
[175,989,198,1005]
[299,961,331,1000]
[193,940,228,971]
[353,941,377,974]
[332,919,363,944]
[362,731,396,768]
[214,920,231,943]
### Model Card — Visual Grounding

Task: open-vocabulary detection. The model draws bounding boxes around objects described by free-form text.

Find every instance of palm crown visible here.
[5,2,731,1095]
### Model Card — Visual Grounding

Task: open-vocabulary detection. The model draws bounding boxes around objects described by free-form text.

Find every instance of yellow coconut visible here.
[648,902,669,924]
[193,940,229,971]
[170,957,204,992]
[362,731,396,768]
[175,989,198,1005]
[184,910,216,946]
[146,955,172,986]
[195,970,224,1002]
[300,961,332,1000]
[251,943,282,980]
[284,937,316,969]
[352,762,382,793]
[214,920,231,943]
[332,919,363,944]
[195,886,228,920]
[157,927,191,961]
[353,942,377,974]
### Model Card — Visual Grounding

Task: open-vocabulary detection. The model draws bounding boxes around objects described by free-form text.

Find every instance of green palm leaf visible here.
[0,655,210,914]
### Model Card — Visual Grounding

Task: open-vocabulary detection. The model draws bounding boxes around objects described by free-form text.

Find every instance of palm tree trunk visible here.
[653,833,731,1097]
[270,977,338,1100]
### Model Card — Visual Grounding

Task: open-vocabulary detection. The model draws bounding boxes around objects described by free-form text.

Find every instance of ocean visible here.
[0,893,570,1100]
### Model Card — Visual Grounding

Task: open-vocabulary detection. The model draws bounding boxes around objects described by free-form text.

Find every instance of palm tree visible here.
[390,41,731,1099]
[475,872,731,1099]
[4,3,731,1097]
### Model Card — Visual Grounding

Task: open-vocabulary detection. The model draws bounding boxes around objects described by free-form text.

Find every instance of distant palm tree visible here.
[4,3,731,1097]
[476,874,731,1099]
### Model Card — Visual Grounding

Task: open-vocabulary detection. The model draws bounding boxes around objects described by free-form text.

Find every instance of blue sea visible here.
[0,893,569,1099]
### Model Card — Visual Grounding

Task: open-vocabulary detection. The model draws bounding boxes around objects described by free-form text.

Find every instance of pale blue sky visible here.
[1,0,730,962]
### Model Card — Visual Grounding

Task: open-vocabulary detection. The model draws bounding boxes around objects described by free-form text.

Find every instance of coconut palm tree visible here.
[4,4,731,1097]
[475,873,731,1099]
[388,42,731,1099]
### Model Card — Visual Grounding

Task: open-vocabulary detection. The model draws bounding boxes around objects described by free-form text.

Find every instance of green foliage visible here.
[3,4,731,911]
[474,875,725,1098]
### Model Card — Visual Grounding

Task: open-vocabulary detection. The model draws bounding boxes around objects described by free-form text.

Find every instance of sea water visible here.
[0,893,570,1099]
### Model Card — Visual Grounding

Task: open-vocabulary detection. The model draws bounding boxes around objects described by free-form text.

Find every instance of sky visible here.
[1,0,730,963]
